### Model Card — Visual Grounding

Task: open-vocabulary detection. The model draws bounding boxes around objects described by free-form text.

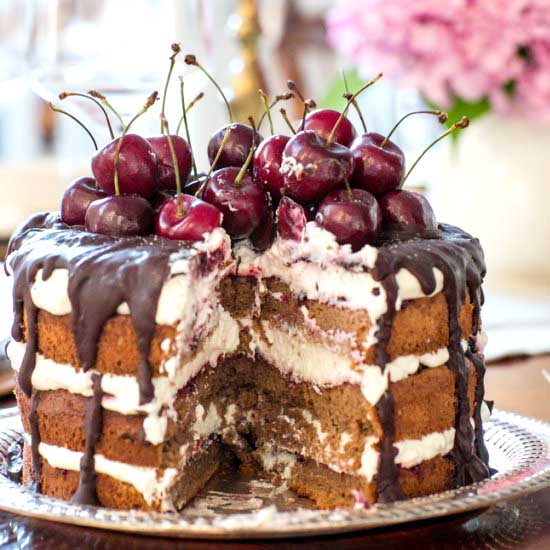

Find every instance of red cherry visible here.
[61,177,107,226]
[304,108,357,147]
[281,130,354,204]
[91,134,157,197]
[378,190,437,230]
[207,123,263,170]
[350,132,405,196]
[249,204,275,251]
[183,172,208,198]
[149,189,174,212]
[85,195,154,237]
[202,167,270,240]
[253,134,290,202]
[276,196,307,241]
[316,188,381,250]
[156,194,222,241]
[147,135,192,192]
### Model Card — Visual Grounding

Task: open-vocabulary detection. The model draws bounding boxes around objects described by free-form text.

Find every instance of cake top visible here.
[28,44,474,260]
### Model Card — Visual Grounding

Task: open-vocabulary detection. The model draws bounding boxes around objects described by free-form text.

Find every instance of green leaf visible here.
[317,68,365,110]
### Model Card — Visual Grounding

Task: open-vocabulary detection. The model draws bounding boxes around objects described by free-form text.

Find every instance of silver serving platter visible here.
[0,406,548,540]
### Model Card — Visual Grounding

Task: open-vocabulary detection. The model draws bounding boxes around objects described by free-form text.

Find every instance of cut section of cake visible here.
[5,212,491,510]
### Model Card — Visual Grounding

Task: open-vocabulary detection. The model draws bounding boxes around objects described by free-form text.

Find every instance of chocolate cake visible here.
[5,212,491,510]
[4,50,492,510]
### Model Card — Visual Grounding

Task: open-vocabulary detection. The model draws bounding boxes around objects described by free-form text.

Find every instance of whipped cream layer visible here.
[249,320,464,405]
[8,308,240,444]
[257,427,455,483]
[236,222,444,317]
[6,227,232,328]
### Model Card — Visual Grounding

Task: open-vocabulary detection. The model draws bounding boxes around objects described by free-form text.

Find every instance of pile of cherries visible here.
[58,45,469,251]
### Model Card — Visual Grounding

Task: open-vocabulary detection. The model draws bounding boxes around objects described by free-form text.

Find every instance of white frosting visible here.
[257,443,297,480]
[19,227,232,327]
[395,428,456,468]
[359,428,456,481]
[250,321,458,405]
[8,309,240,444]
[37,440,179,511]
[192,403,222,438]
[236,222,444,317]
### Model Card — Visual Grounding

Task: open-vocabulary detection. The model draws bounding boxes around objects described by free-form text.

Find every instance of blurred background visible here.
[0,0,549,394]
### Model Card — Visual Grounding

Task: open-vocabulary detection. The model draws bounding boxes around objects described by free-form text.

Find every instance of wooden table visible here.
[0,355,548,548]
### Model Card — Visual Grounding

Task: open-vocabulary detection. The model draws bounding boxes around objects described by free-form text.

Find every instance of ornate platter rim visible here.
[0,406,548,540]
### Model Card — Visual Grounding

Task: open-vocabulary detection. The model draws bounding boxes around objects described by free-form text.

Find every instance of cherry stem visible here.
[197,127,233,198]
[301,99,316,131]
[49,103,98,150]
[175,91,204,135]
[382,110,448,148]
[258,90,273,135]
[248,115,258,147]
[207,127,233,178]
[257,93,293,131]
[279,108,296,135]
[59,92,115,139]
[161,114,184,216]
[235,145,255,186]
[160,43,181,133]
[185,54,233,122]
[89,90,125,129]
[177,77,198,178]
[342,69,367,133]
[113,91,158,196]
[403,117,469,183]
[287,80,315,131]
[326,73,383,146]
[344,178,353,201]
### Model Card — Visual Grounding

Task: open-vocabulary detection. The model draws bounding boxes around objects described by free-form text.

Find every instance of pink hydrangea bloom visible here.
[327,0,550,121]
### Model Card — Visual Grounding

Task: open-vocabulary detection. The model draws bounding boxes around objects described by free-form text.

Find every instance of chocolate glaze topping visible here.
[7,212,223,494]
[372,224,490,500]
[71,373,104,505]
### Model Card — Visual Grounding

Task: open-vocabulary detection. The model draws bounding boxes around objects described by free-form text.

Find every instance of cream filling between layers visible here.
[8,309,240,444]
[257,427,456,482]
[38,440,179,511]
[235,223,444,348]
[250,321,465,405]
[7,227,232,331]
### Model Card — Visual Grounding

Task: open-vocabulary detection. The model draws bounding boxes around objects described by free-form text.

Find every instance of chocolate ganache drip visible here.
[7,212,211,492]
[372,224,490,501]
[71,373,104,505]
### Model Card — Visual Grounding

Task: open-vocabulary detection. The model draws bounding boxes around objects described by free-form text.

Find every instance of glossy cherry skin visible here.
[316,188,382,250]
[183,172,208,198]
[85,195,154,237]
[207,123,263,169]
[202,167,270,240]
[350,132,405,196]
[303,109,357,147]
[253,134,290,202]
[249,204,275,251]
[378,189,437,230]
[156,195,222,241]
[281,130,354,204]
[149,189,174,212]
[61,177,107,226]
[91,134,157,197]
[147,135,192,191]
[276,196,307,241]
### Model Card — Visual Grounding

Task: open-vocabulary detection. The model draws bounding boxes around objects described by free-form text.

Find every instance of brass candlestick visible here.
[230,0,267,123]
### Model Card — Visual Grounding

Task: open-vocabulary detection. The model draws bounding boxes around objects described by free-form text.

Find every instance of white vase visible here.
[431,114,550,291]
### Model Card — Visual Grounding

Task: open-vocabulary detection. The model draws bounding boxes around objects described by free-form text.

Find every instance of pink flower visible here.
[327,0,550,122]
